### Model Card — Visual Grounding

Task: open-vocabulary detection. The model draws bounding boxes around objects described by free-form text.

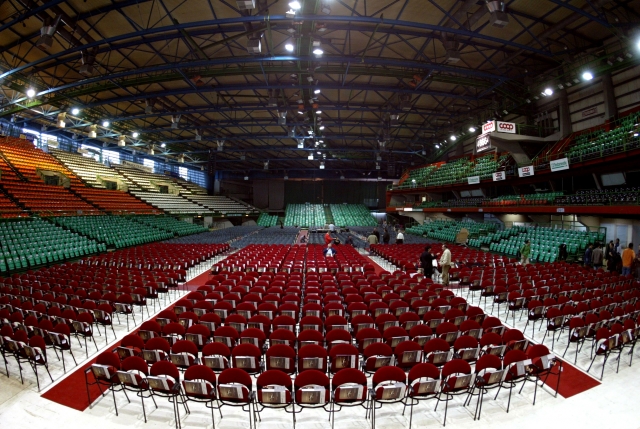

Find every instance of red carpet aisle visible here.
[185,269,213,289]
[543,361,601,398]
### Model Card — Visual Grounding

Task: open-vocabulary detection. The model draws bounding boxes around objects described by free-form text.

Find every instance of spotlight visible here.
[102,120,110,127]
[298,110,304,115]
[316,110,322,114]
[582,71,593,81]
[161,143,166,148]
[450,135,457,141]
[71,108,80,115]
[314,89,321,94]
[544,88,553,96]
[469,126,476,132]
[312,48,324,56]
[319,125,325,130]
[26,88,36,98]
[132,132,139,138]
[289,1,301,9]
[285,42,294,52]
[435,144,440,149]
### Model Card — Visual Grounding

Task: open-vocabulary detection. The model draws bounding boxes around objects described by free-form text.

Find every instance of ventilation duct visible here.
[486,1,509,28]
[171,114,181,129]
[236,0,255,10]
[36,15,61,50]
[443,39,460,64]
[88,124,97,139]
[79,48,97,76]
[278,110,287,125]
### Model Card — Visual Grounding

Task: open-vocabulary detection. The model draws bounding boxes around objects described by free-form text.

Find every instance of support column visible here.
[559,89,572,138]
[602,72,618,120]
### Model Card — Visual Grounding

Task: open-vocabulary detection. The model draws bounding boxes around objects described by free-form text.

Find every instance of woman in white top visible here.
[396,230,404,244]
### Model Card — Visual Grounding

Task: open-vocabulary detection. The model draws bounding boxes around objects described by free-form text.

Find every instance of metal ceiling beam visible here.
[0,14,555,81]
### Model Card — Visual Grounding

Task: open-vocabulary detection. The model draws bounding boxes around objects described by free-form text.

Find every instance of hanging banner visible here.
[496,121,516,134]
[468,176,480,185]
[493,171,506,181]
[550,157,570,172]
[475,133,492,153]
[518,166,535,177]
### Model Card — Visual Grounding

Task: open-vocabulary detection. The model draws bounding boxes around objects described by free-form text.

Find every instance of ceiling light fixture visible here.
[312,48,323,56]
[26,88,36,98]
[544,88,553,96]
[582,71,593,81]
[469,126,476,132]
[289,1,301,9]
[285,42,294,52]
[314,89,321,94]
[132,132,139,138]
[316,110,322,114]
[450,135,457,141]
[71,108,80,115]
[102,120,110,127]
[319,125,325,130]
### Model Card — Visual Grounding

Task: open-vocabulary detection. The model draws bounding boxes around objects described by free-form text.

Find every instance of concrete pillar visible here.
[602,72,618,120]
[558,89,572,138]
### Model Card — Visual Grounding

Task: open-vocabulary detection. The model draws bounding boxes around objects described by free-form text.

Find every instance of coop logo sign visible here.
[476,133,492,153]
[497,121,516,133]
[518,165,535,177]
[492,171,506,181]
[482,121,496,133]
[550,157,570,172]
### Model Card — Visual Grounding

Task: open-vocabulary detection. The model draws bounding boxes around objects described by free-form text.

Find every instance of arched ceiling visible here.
[0,0,638,179]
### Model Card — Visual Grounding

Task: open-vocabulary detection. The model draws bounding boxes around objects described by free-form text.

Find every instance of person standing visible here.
[583,244,593,267]
[520,240,531,265]
[615,238,621,256]
[396,230,404,244]
[604,240,613,268]
[592,244,603,269]
[382,228,390,244]
[324,231,333,246]
[373,228,380,242]
[439,243,452,287]
[420,245,434,278]
[621,243,635,276]
[367,232,379,246]
[345,235,354,247]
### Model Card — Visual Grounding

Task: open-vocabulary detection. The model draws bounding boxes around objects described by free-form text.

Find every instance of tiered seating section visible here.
[0,218,105,272]
[485,227,603,262]
[555,188,640,205]
[131,191,207,215]
[133,215,208,236]
[52,216,175,249]
[50,149,129,189]
[284,204,327,227]
[257,213,279,227]
[395,154,512,190]
[330,204,377,227]
[72,188,158,214]
[406,220,498,243]
[187,195,257,214]
[566,112,640,163]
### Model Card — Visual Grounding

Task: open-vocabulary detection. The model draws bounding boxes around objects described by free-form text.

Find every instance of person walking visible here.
[420,245,434,279]
[439,243,452,287]
[382,228,390,244]
[396,230,404,244]
[583,244,593,267]
[367,232,379,246]
[592,243,603,269]
[621,243,635,276]
[520,240,531,265]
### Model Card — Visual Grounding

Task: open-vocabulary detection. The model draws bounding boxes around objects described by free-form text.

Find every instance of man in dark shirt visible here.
[345,235,354,246]
[420,245,434,277]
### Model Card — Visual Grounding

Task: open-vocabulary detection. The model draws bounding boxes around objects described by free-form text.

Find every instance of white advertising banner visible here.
[492,171,506,181]
[496,121,516,134]
[468,176,480,185]
[518,166,535,177]
[482,121,496,134]
[550,158,570,172]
